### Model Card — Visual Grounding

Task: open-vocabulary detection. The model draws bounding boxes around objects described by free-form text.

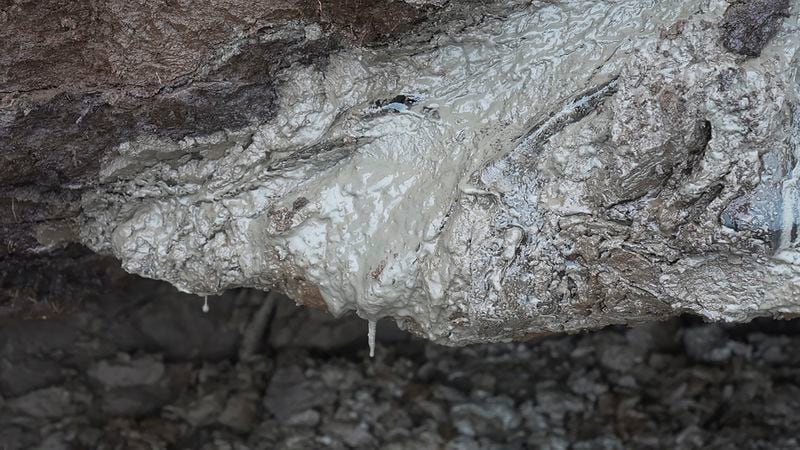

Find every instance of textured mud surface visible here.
[2,0,800,343]
[0,0,525,317]
[3,276,800,450]
[0,0,520,248]
[74,0,800,344]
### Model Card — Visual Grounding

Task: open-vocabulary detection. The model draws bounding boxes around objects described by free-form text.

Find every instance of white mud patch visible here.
[81,0,800,344]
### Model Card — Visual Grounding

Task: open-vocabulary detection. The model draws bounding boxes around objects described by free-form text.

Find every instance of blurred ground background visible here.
[2,253,800,449]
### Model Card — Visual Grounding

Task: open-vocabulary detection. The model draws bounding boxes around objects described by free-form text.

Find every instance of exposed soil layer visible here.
[0,245,117,320]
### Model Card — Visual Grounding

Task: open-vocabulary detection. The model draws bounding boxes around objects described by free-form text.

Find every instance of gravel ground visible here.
[2,279,800,450]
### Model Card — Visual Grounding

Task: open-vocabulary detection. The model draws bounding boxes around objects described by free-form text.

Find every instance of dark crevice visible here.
[518,77,619,156]
[684,119,713,177]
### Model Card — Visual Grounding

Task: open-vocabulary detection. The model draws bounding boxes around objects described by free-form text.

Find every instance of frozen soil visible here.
[3,276,800,449]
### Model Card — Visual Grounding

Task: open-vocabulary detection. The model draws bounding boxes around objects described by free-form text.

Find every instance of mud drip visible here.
[368,320,377,358]
[779,178,799,249]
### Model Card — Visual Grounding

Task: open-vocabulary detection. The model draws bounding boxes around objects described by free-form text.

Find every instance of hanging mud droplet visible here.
[368,319,377,358]
[202,295,210,313]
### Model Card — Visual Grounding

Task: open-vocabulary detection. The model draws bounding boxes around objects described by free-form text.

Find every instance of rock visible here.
[320,421,375,448]
[264,366,335,423]
[6,386,74,419]
[469,373,497,393]
[0,319,79,360]
[285,409,321,428]
[683,324,751,363]
[0,425,38,450]
[132,290,240,360]
[275,434,322,450]
[534,382,586,423]
[84,354,178,418]
[749,334,794,364]
[268,303,367,351]
[0,358,65,398]
[625,321,681,353]
[443,437,481,450]
[268,301,413,352]
[450,397,522,437]
[87,355,165,389]
[38,432,71,450]
[721,0,791,56]
[598,344,643,372]
[98,385,176,417]
[571,437,626,450]
[1,0,799,348]
[567,370,609,399]
[218,394,259,433]
[193,394,227,426]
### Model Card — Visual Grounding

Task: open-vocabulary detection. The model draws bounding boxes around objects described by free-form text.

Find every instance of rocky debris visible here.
[1,275,800,449]
[6,387,77,420]
[87,355,166,389]
[263,365,336,424]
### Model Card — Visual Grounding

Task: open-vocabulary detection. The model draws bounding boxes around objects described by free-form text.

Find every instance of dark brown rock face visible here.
[0,0,433,189]
[721,0,792,56]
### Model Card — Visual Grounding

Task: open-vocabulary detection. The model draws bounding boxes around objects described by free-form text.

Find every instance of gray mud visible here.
[77,0,800,345]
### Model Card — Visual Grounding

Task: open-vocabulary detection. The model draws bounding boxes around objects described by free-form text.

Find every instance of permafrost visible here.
[80,0,800,345]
